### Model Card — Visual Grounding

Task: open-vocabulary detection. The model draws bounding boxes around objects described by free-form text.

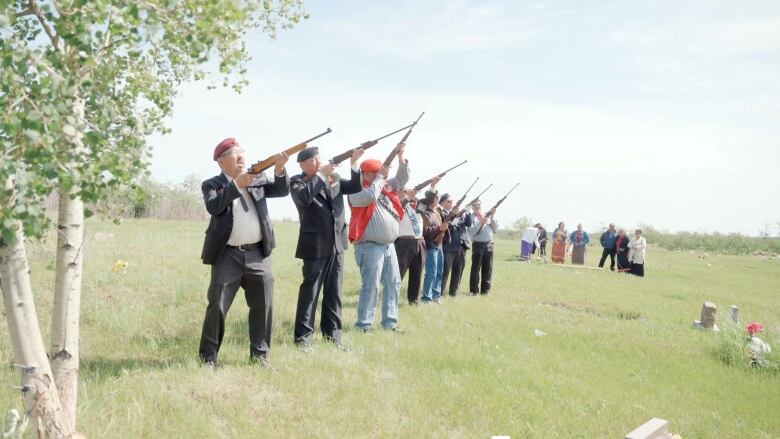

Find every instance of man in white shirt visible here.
[198,137,289,370]
[394,188,426,305]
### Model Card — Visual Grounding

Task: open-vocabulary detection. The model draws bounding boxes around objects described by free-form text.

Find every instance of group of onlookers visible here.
[530,222,646,277]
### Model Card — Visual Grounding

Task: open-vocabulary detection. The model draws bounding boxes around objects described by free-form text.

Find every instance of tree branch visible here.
[28,0,60,50]
[15,7,35,17]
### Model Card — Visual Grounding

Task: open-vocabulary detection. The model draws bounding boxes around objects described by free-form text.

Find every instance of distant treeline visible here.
[91,175,778,256]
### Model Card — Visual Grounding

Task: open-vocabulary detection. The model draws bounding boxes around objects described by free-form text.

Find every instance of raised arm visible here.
[348,176,384,207]
[290,175,327,208]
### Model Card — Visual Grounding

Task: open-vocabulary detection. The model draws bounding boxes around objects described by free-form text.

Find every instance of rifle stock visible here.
[248,128,332,175]
[412,160,468,192]
[383,111,425,167]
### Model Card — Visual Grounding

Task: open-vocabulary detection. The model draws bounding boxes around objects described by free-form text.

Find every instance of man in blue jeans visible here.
[347,147,409,331]
[419,177,447,303]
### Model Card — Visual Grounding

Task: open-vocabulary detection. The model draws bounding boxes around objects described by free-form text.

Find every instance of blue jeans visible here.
[422,246,443,302]
[354,242,400,330]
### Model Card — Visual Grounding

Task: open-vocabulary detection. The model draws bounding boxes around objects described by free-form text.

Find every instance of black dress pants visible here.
[394,237,427,304]
[598,248,617,270]
[441,246,467,297]
[294,249,344,345]
[199,247,274,362]
[470,241,494,294]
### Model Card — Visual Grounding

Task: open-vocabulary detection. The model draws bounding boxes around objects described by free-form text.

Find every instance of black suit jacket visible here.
[290,169,362,259]
[200,172,290,265]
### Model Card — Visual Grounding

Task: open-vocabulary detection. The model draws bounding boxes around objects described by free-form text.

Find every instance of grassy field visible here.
[1,219,779,438]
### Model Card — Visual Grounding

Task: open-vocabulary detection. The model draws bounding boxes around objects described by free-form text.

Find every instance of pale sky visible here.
[149,0,780,235]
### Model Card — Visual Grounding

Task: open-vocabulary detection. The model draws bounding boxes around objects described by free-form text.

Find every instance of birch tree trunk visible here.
[0,185,67,437]
[49,97,86,434]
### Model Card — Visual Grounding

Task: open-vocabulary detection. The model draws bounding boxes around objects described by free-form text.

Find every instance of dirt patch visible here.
[541,301,641,320]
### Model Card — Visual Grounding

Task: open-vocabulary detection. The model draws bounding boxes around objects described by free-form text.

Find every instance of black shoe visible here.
[470,292,478,296]
[251,356,278,372]
[202,360,216,371]
[387,327,406,334]
[296,342,314,354]
[408,300,420,306]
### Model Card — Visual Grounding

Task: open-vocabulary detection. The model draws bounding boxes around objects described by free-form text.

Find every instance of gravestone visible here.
[625,418,669,439]
[700,302,717,329]
[692,302,719,331]
[730,305,739,324]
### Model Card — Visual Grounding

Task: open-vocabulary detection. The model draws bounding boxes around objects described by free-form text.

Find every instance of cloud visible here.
[316,1,539,58]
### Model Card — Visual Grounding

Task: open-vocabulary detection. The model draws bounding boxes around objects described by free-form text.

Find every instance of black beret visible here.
[439,193,452,203]
[297,146,319,163]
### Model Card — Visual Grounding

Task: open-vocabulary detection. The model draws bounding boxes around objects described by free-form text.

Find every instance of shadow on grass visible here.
[81,356,189,382]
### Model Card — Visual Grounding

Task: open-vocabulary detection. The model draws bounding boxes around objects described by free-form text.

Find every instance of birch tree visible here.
[0,1,307,436]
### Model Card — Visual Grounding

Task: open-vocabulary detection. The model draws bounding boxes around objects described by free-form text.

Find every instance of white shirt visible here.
[224,173,262,246]
[398,205,423,239]
[628,236,647,264]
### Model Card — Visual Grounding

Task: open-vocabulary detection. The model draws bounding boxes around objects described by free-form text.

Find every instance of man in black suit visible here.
[290,146,364,351]
[198,137,290,370]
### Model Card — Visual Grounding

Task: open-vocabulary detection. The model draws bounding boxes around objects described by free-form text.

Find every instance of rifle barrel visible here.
[248,128,332,174]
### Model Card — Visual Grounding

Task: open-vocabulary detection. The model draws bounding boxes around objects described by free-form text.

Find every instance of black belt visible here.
[228,242,262,251]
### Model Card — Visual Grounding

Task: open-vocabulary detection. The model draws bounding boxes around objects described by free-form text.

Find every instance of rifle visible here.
[327,122,414,165]
[444,177,479,223]
[247,128,332,174]
[435,177,479,241]
[412,160,467,192]
[475,182,520,234]
[461,183,493,213]
[382,111,425,167]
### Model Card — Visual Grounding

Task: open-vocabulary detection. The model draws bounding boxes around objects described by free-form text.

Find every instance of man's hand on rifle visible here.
[406,188,418,201]
[480,216,489,226]
[396,142,406,164]
[430,175,441,190]
[319,163,336,177]
[350,148,364,167]
[273,152,289,175]
[234,173,255,189]
[439,222,449,232]
[378,166,389,179]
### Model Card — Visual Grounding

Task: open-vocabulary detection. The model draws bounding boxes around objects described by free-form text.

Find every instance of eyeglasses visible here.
[219,148,246,158]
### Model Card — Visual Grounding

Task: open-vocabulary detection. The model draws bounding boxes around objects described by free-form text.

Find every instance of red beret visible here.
[213,138,238,161]
[360,159,382,173]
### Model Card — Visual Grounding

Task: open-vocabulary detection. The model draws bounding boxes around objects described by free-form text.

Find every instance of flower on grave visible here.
[111,260,128,273]
[746,321,763,337]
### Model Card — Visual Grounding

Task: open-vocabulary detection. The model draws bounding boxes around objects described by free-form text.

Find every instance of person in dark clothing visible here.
[615,228,631,272]
[598,223,618,271]
[289,146,364,351]
[468,200,498,295]
[395,188,426,305]
[199,137,290,370]
[534,223,548,261]
[439,194,474,297]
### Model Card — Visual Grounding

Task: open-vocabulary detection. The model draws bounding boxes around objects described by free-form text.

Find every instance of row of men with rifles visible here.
[197,115,516,369]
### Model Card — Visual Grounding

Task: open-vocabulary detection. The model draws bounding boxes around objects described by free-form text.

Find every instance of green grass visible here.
[2,219,779,438]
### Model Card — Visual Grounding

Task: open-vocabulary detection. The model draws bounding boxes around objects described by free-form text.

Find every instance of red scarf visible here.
[349,179,404,242]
